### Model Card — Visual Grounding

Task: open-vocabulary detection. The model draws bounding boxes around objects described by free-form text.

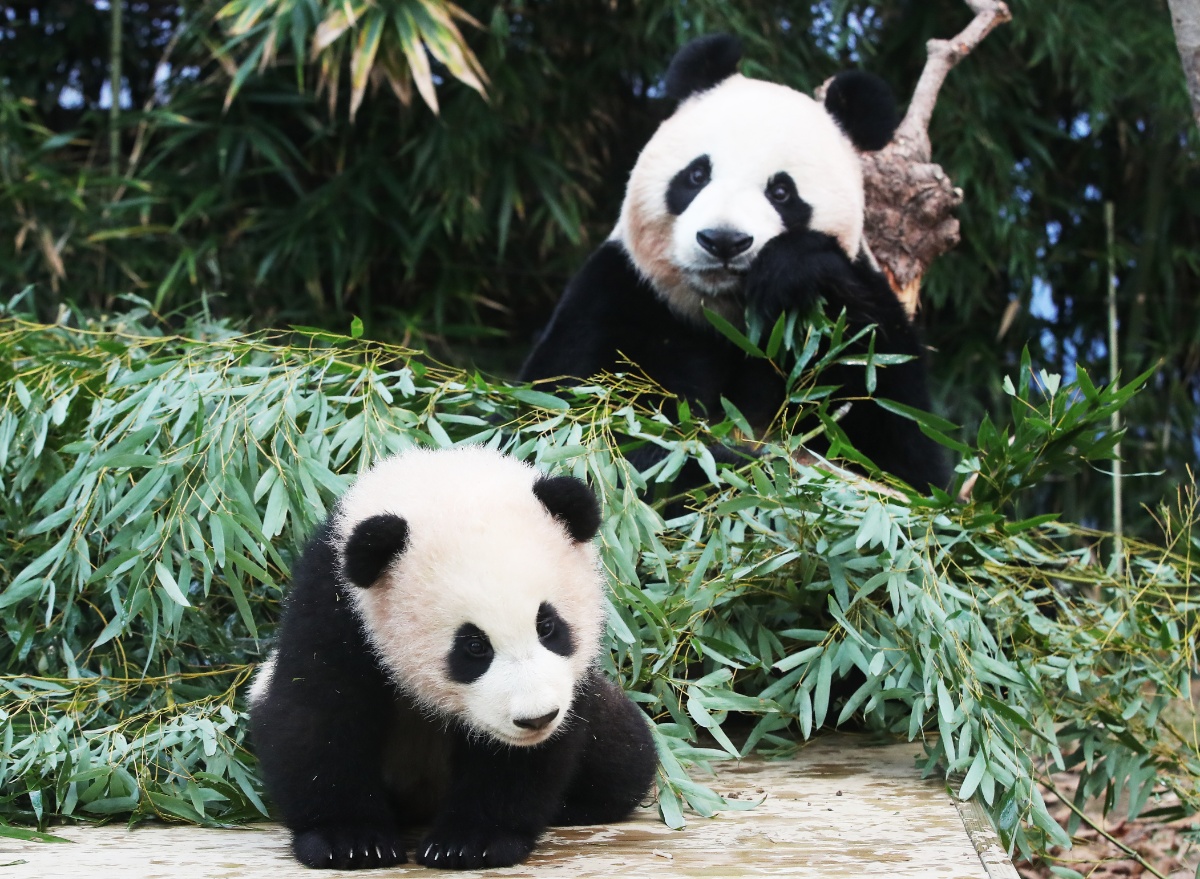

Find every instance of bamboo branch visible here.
[112,25,187,207]
[1041,778,1170,879]
[1106,201,1124,574]
[109,0,123,180]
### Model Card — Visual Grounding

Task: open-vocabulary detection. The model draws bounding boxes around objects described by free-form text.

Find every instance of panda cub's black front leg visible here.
[416,730,582,870]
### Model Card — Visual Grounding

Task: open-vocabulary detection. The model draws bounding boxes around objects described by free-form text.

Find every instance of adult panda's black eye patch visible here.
[765,172,813,231]
[666,155,712,216]
[536,602,574,657]
[448,623,494,683]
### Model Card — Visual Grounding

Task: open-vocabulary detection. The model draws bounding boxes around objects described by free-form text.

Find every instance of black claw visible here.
[416,831,535,870]
[292,826,408,871]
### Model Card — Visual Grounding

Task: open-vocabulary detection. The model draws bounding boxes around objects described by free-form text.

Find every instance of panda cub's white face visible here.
[617,74,867,322]
[332,447,607,748]
[442,599,580,747]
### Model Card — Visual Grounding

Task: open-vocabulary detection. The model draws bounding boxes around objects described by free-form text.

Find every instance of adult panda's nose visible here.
[513,709,559,731]
[697,228,753,261]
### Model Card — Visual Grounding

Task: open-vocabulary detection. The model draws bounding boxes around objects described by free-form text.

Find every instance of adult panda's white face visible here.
[332,447,606,748]
[615,35,897,323]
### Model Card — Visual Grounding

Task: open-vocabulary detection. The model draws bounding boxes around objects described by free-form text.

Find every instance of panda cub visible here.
[520,35,948,491]
[249,446,656,870]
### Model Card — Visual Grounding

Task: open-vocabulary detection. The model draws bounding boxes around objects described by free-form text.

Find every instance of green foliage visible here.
[2,0,1194,526]
[2,315,1198,866]
[2,674,261,827]
[964,347,1157,515]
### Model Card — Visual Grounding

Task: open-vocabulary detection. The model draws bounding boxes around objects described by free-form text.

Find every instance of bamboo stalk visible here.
[1105,201,1123,574]
[109,0,123,180]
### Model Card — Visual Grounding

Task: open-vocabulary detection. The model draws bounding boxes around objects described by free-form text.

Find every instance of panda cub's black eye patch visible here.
[537,602,574,657]
[666,155,712,216]
[447,623,494,684]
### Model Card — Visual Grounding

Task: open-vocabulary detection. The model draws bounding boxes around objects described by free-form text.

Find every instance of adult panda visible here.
[520,35,948,491]
[249,446,656,870]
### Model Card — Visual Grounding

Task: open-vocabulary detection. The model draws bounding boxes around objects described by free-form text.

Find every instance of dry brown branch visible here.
[894,0,1014,154]
[861,0,1012,317]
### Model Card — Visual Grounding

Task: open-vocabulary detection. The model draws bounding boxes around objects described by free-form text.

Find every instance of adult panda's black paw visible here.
[291,825,407,870]
[415,828,535,870]
[745,230,860,322]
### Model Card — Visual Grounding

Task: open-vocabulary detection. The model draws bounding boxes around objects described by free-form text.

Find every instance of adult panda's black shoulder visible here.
[520,34,948,492]
[249,446,656,870]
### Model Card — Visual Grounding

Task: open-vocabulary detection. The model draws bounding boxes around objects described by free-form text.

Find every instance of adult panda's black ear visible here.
[664,34,743,103]
[343,513,409,587]
[824,70,899,152]
[532,475,601,543]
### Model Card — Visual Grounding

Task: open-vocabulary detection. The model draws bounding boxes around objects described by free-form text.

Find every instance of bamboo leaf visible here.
[394,12,438,113]
[155,561,192,608]
[348,11,385,120]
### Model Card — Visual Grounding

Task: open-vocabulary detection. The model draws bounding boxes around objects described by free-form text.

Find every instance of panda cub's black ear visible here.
[664,34,743,103]
[343,513,409,587]
[824,70,899,152]
[532,475,601,544]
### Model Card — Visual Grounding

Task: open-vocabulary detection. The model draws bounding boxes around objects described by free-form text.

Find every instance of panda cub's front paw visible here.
[416,828,535,870]
[291,825,406,870]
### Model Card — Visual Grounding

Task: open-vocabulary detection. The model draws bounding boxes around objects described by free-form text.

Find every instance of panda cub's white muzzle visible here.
[465,651,575,747]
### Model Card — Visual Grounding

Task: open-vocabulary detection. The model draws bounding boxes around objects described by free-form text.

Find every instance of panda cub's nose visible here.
[697,228,753,261]
[513,709,559,731]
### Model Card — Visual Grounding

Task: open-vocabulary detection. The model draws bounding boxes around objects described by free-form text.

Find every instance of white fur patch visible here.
[616,74,867,322]
[333,446,607,748]
[247,653,275,706]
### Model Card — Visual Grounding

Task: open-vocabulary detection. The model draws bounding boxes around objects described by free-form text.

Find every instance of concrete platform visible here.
[1,737,1018,878]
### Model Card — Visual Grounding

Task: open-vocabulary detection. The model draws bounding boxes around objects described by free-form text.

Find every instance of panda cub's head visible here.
[616,34,898,322]
[335,446,606,747]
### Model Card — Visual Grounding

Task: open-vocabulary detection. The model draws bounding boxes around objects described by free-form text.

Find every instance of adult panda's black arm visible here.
[518,242,634,385]
[519,241,736,414]
[249,522,407,869]
[415,669,656,870]
[520,240,749,500]
[744,229,950,492]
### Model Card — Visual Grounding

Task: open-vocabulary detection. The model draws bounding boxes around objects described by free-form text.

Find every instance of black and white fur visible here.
[249,446,656,870]
[520,35,948,491]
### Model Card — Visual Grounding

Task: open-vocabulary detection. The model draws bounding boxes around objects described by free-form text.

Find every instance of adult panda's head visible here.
[334,446,605,747]
[615,34,899,322]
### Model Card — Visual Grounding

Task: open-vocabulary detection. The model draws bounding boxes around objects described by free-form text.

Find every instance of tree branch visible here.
[895,0,1014,156]
[861,0,1012,316]
[1168,0,1200,133]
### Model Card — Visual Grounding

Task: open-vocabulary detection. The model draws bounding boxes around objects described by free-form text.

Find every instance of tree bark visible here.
[1168,0,1200,132]
[859,0,1012,317]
